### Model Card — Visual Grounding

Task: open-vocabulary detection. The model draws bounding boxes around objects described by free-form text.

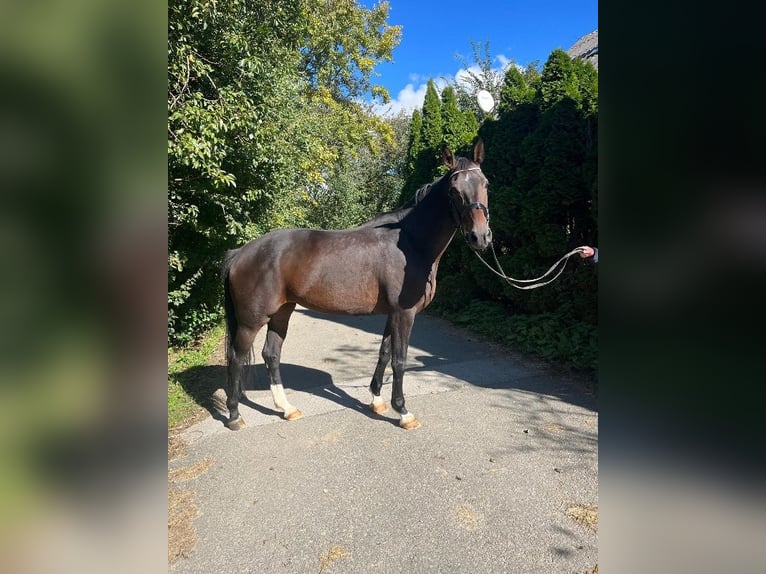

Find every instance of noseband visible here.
[449,167,489,228]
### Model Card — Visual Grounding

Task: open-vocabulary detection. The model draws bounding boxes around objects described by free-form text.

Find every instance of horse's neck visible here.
[403,180,458,265]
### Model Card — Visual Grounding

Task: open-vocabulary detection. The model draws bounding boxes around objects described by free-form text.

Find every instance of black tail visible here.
[222,249,240,366]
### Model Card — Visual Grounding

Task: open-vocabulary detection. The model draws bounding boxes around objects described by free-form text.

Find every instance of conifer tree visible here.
[420,79,443,149]
[498,63,539,114]
[464,108,480,135]
[539,49,580,109]
[413,78,443,185]
[441,86,477,155]
[434,46,598,370]
[441,86,462,152]
[397,108,425,204]
[405,108,423,178]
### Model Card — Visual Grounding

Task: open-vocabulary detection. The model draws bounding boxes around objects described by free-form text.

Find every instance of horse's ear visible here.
[473,138,485,164]
[441,145,457,169]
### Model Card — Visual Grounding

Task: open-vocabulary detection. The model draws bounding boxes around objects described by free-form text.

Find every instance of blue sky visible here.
[360,0,598,116]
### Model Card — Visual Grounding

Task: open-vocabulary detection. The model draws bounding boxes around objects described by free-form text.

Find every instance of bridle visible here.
[447,166,583,289]
[448,166,489,229]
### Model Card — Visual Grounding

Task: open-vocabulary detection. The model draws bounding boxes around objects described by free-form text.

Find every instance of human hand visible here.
[577,246,595,258]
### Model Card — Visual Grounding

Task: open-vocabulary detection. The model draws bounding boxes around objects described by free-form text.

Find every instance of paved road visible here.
[171,307,598,573]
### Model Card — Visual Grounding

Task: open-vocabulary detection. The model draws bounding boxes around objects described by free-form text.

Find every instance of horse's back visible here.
[228,226,404,315]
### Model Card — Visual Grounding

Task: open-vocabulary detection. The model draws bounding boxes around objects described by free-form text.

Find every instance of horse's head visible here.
[442,139,492,251]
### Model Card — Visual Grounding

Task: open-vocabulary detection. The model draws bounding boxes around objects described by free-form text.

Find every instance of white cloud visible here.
[372,82,427,117]
[496,54,525,72]
[371,55,523,118]
[496,54,511,68]
[453,65,483,89]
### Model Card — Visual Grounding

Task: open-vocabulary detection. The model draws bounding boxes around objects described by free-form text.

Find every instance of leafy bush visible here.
[431,300,597,371]
[167,0,403,346]
[420,48,598,374]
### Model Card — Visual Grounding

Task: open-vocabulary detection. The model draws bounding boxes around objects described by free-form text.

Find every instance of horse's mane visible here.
[356,208,407,228]
[406,155,475,207]
[356,155,475,229]
[355,183,429,229]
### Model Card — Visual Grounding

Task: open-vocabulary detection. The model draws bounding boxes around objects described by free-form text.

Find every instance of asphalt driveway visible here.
[170,307,598,573]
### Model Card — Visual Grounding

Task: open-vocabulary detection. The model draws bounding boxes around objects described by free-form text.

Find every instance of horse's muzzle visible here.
[466,227,492,251]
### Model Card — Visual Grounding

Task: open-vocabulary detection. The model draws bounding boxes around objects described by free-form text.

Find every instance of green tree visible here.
[399,78,444,201]
[420,79,443,150]
[434,47,598,370]
[573,58,598,114]
[303,113,407,229]
[498,62,540,114]
[300,0,401,102]
[462,109,480,154]
[441,86,476,155]
[168,0,305,343]
[415,78,444,182]
[398,108,424,205]
[405,108,423,178]
[539,49,581,110]
[167,0,401,344]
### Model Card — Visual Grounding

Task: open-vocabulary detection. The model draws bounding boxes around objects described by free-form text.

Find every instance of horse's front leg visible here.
[369,317,392,414]
[390,311,420,430]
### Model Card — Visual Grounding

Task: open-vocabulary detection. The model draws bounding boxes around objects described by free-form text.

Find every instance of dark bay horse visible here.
[222,139,491,430]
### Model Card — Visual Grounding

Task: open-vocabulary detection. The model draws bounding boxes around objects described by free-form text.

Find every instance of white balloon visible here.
[477,89,495,113]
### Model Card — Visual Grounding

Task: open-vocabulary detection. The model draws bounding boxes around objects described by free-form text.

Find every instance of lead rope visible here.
[428,165,582,289]
[472,244,587,290]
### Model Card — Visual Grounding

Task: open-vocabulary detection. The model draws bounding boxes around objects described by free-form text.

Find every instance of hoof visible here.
[284,409,303,421]
[226,417,245,431]
[370,401,389,415]
[399,416,421,430]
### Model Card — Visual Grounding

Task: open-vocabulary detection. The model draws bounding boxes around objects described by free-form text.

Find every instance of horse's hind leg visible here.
[226,323,264,430]
[369,317,391,414]
[263,303,303,421]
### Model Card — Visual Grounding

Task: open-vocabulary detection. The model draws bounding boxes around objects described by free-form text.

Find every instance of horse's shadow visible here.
[175,363,396,428]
